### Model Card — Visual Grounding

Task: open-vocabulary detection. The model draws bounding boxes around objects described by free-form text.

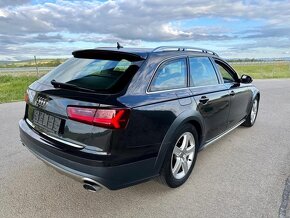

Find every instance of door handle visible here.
[230,91,235,96]
[199,96,209,104]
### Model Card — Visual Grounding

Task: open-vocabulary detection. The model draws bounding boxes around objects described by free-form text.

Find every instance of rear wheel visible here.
[160,124,198,188]
[242,97,259,127]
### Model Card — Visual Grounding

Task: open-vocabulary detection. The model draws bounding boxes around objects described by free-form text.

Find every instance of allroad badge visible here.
[35,96,48,108]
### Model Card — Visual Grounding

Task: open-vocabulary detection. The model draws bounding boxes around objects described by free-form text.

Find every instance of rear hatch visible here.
[24,49,145,153]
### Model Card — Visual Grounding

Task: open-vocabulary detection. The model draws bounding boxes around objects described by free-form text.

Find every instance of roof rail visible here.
[152,46,219,56]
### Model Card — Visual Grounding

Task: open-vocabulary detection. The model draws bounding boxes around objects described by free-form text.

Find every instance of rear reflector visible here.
[67,106,130,129]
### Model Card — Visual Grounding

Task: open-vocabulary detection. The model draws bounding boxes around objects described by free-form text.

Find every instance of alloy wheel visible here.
[250,99,258,124]
[171,132,195,180]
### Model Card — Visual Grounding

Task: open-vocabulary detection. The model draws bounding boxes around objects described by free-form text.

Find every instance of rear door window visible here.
[38,58,142,93]
[149,58,187,92]
[214,60,237,83]
[189,57,219,87]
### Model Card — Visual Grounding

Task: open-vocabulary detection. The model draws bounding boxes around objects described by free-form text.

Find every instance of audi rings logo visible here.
[35,96,48,108]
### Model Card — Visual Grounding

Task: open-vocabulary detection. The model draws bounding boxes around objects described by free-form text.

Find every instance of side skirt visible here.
[200,119,246,150]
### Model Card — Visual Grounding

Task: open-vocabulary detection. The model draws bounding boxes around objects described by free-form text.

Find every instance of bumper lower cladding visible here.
[19,119,159,191]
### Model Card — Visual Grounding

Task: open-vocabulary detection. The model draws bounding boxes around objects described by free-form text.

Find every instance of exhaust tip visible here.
[83,178,102,192]
[83,183,98,192]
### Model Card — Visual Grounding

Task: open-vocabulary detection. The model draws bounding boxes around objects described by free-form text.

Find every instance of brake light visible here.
[67,107,130,129]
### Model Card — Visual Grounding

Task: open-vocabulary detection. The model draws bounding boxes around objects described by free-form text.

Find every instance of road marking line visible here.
[279,176,290,218]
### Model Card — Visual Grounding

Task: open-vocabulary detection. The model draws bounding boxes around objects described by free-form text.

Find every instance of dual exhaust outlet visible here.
[82,178,102,192]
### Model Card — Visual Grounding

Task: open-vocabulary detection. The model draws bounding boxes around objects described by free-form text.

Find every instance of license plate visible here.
[33,109,61,134]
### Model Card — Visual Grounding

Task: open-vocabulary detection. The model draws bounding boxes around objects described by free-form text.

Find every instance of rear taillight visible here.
[24,92,29,103]
[67,106,130,129]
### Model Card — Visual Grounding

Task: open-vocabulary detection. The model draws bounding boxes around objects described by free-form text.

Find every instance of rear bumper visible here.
[19,119,158,190]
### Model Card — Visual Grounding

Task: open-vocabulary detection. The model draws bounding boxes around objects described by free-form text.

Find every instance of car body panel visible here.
[225,83,253,127]
[19,47,260,190]
[189,84,231,141]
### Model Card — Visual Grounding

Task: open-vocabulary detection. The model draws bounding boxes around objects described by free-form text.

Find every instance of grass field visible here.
[0,61,289,103]
[0,75,38,103]
[0,59,66,68]
[232,62,290,79]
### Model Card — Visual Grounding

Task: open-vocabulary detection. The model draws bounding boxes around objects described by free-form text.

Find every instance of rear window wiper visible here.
[51,80,96,93]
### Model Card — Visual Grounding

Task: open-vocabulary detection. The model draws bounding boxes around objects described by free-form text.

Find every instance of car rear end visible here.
[19,49,158,190]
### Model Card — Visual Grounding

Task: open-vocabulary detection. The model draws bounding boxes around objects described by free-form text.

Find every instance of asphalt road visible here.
[0,79,289,218]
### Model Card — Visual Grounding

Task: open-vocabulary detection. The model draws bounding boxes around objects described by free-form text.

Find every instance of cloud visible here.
[0,33,65,45]
[33,33,64,42]
[242,26,290,39]
[0,0,289,59]
[229,38,290,51]
[0,43,76,61]
[2,0,289,41]
[0,0,29,8]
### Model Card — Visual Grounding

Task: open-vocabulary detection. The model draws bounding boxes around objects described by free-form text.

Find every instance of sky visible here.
[0,0,289,61]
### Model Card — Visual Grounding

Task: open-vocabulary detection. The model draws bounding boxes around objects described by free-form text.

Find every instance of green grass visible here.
[232,62,290,79]
[0,75,38,103]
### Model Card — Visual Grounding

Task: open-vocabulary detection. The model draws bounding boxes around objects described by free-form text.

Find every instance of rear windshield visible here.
[38,58,143,93]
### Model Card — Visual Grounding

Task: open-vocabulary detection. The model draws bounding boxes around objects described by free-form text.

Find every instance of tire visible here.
[159,124,199,188]
[242,97,259,127]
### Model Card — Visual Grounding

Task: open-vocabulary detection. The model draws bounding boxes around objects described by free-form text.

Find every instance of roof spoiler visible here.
[72,49,146,61]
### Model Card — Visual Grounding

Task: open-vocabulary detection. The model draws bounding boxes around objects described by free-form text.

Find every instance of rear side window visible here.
[149,58,187,92]
[215,60,236,83]
[189,57,219,87]
[38,58,142,93]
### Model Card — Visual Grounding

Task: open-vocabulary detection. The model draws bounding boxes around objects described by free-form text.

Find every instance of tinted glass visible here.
[150,58,187,91]
[189,57,219,87]
[215,61,236,83]
[38,58,142,93]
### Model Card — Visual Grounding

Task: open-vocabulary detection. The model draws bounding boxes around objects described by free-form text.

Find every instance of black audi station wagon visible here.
[19,46,260,191]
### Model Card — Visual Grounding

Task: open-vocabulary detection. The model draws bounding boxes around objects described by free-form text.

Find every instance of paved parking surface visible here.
[0,79,289,218]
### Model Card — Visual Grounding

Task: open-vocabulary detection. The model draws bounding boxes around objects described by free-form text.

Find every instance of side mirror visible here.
[240,74,253,84]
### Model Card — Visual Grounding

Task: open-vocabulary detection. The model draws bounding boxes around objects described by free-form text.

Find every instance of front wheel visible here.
[159,124,198,188]
[242,97,259,127]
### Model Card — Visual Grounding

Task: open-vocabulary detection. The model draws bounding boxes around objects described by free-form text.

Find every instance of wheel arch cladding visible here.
[187,119,202,147]
[247,88,260,115]
[153,111,204,173]
[256,92,260,101]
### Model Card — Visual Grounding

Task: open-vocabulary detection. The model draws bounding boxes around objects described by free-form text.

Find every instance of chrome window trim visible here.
[146,87,190,94]
[212,57,240,83]
[146,55,228,95]
[189,83,228,92]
